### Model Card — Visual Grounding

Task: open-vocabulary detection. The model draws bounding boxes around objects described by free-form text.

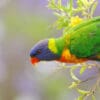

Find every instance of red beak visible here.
[30,57,40,65]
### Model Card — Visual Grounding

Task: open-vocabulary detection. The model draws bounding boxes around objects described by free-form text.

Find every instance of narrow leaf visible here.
[70,65,80,81]
[69,82,78,88]
[90,1,98,16]
[77,95,84,100]
[54,12,61,17]
[80,65,87,75]
[92,95,96,100]
[77,89,90,95]
[58,0,62,7]
[70,70,80,81]
[69,0,73,10]
[80,0,88,7]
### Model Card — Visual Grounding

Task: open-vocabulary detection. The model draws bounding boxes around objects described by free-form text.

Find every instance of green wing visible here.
[64,16,100,59]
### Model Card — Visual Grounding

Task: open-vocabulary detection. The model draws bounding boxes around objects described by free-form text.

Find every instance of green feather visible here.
[65,16,100,58]
[55,16,100,60]
[55,37,66,55]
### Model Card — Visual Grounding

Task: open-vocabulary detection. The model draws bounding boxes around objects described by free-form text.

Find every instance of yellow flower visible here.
[69,16,83,27]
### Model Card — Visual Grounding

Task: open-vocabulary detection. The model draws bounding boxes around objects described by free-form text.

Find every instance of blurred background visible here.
[0,0,100,100]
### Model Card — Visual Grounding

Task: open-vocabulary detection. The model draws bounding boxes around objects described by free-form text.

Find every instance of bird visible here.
[30,16,100,65]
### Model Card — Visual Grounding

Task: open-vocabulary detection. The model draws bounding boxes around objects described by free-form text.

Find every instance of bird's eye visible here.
[36,50,41,54]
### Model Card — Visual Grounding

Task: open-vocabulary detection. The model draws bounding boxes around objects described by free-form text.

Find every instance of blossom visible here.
[69,16,83,27]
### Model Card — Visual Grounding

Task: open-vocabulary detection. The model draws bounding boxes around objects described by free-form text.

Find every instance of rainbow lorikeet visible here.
[30,16,100,65]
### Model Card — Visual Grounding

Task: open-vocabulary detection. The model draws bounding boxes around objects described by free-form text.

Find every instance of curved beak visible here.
[30,57,40,65]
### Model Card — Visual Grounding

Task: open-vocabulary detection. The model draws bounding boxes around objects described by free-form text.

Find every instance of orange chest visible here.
[58,49,87,63]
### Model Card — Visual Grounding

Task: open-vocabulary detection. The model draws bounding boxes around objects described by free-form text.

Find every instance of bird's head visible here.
[30,39,60,65]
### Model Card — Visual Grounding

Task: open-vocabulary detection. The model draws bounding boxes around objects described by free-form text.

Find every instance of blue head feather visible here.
[30,39,60,61]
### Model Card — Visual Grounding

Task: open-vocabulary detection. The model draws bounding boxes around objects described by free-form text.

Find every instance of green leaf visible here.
[77,89,90,95]
[54,12,61,17]
[77,95,84,100]
[47,0,57,10]
[69,0,73,10]
[58,0,62,8]
[80,65,87,75]
[90,1,98,16]
[70,70,80,81]
[48,0,55,4]
[92,95,96,100]
[79,0,88,7]
[47,0,98,30]
[54,15,69,29]
[69,82,78,89]
[70,65,80,81]
[62,6,70,13]
[77,0,83,7]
